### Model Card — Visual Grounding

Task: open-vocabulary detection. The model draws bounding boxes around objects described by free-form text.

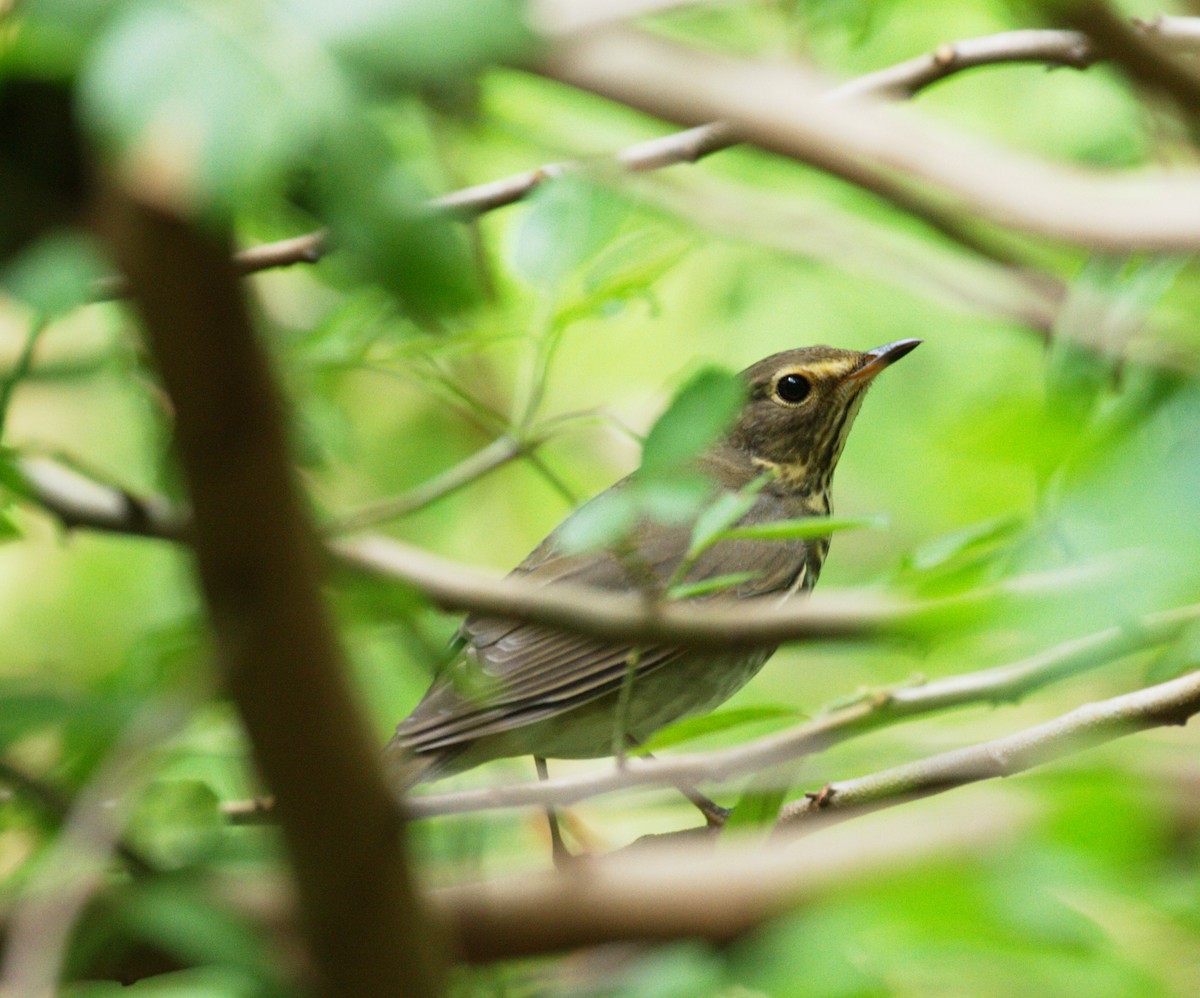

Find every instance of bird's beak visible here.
[843,338,922,384]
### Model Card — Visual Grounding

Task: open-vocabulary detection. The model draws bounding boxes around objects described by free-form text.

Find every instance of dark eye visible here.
[775,373,811,404]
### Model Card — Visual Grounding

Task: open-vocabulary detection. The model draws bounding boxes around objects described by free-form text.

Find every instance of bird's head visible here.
[726,339,921,496]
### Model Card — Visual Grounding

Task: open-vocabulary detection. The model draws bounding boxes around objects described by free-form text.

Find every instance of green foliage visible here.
[5,0,1200,994]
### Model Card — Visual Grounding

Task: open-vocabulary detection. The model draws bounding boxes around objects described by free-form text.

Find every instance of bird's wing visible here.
[395,491,811,754]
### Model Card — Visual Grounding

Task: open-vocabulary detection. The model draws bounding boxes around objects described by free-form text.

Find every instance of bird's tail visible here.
[381,735,455,792]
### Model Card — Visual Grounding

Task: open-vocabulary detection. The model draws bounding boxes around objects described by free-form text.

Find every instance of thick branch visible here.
[91,21,1200,291]
[778,666,1200,826]
[539,25,1200,250]
[394,604,1199,819]
[437,798,1024,960]
[96,187,443,996]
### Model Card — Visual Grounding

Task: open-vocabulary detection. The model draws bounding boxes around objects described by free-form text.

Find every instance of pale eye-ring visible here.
[774,372,811,404]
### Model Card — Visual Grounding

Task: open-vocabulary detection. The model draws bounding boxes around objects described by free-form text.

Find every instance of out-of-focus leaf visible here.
[0,231,107,317]
[640,367,743,478]
[556,488,636,553]
[720,514,883,542]
[608,941,727,998]
[514,176,628,288]
[111,877,277,983]
[633,473,711,526]
[638,705,802,753]
[315,128,480,315]
[64,966,261,997]
[905,514,1026,573]
[556,229,691,325]
[725,780,789,831]
[0,688,74,749]
[130,779,223,868]
[686,473,772,559]
[286,0,531,86]
[667,571,760,600]
[1143,619,1200,685]
[0,505,23,543]
[78,2,322,215]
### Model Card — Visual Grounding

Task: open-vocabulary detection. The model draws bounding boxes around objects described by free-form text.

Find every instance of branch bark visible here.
[538,25,1200,250]
[391,603,1199,819]
[778,666,1200,827]
[95,186,444,996]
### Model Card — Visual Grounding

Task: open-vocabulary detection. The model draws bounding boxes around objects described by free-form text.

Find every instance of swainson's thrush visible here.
[387,340,920,793]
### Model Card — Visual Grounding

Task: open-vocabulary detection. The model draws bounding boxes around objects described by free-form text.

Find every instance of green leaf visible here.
[905,514,1025,573]
[513,175,628,288]
[287,0,531,86]
[725,779,790,831]
[79,2,323,214]
[687,473,774,559]
[0,231,107,316]
[0,505,22,543]
[556,488,637,553]
[667,571,761,601]
[720,514,884,542]
[130,779,223,869]
[632,473,711,526]
[638,705,803,753]
[640,367,744,478]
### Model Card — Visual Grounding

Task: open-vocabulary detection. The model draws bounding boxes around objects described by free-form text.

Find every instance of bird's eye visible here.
[774,373,811,404]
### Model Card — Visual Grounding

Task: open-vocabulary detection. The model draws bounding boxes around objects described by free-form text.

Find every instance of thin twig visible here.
[89,21,1200,293]
[540,24,1200,251]
[777,665,1200,827]
[372,603,1199,820]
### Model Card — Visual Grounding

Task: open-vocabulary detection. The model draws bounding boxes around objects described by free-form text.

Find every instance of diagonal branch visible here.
[538,24,1200,250]
[91,20,1200,294]
[388,603,1200,819]
[777,665,1200,827]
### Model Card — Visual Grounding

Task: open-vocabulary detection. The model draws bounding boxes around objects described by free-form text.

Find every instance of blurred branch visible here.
[778,666,1200,827]
[0,759,153,874]
[328,433,538,534]
[95,185,444,995]
[1061,2,1200,134]
[374,603,1199,820]
[539,24,1200,250]
[0,708,176,996]
[88,21,1200,299]
[11,453,902,647]
[631,172,1064,335]
[438,797,1026,960]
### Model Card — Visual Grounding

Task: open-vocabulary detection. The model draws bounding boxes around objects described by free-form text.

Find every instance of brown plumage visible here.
[386,340,920,785]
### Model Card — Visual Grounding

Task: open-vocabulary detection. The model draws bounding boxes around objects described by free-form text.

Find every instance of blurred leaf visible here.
[721,514,883,542]
[638,705,802,753]
[633,472,711,526]
[315,128,480,315]
[0,231,107,316]
[556,487,637,553]
[514,176,628,288]
[64,967,262,997]
[640,367,743,478]
[286,0,531,86]
[556,229,691,325]
[905,514,1026,572]
[687,473,773,559]
[1143,619,1200,685]
[667,571,760,600]
[725,780,789,831]
[112,877,277,983]
[130,779,223,868]
[78,1,323,215]
[0,687,74,750]
[0,505,22,543]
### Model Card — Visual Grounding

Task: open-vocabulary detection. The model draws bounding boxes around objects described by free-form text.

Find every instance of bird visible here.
[386,339,920,824]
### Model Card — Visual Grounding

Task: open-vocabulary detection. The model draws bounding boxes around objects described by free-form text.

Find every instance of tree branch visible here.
[95,185,444,995]
[389,603,1199,819]
[778,666,1200,827]
[88,20,1200,295]
[538,24,1200,251]
[436,797,1026,960]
